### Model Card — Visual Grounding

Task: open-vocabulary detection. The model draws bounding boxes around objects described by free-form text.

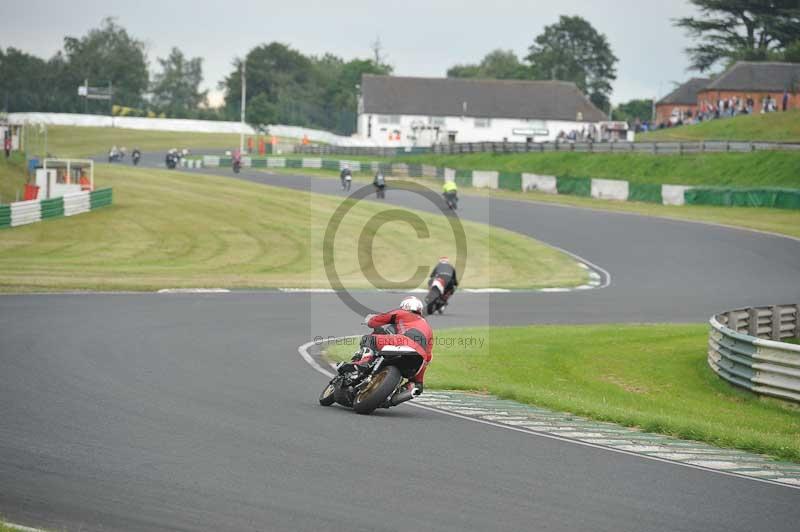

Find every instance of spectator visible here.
[4,134,11,158]
[783,90,789,112]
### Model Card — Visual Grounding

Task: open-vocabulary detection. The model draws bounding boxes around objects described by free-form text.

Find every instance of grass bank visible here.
[0,152,28,203]
[22,125,260,159]
[639,109,800,142]
[389,151,800,189]
[0,165,585,292]
[327,324,800,462]
[258,165,800,240]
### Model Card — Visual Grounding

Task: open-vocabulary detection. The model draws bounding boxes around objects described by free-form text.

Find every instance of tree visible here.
[151,47,207,117]
[675,0,800,71]
[526,15,618,111]
[447,49,529,80]
[612,99,653,123]
[63,18,149,108]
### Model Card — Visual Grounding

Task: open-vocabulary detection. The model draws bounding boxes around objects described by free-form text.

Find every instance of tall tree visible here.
[612,99,653,123]
[151,47,207,117]
[448,49,529,80]
[526,15,618,111]
[675,0,800,71]
[63,18,149,108]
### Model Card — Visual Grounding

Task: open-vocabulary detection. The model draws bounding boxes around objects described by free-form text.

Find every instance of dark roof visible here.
[360,75,607,122]
[657,78,711,105]
[703,62,800,92]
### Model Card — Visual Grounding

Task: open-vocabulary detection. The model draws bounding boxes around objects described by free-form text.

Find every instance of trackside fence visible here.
[197,155,800,210]
[0,188,113,229]
[294,140,800,157]
[709,304,800,403]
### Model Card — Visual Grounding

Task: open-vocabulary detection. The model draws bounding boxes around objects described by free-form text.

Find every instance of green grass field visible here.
[0,152,28,204]
[0,165,585,292]
[22,125,262,159]
[389,151,800,188]
[327,324,800,462]
[639,109,800,142]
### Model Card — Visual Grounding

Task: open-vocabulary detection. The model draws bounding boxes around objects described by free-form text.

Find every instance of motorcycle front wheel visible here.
[352,366,402,415]
[319,381,336,406]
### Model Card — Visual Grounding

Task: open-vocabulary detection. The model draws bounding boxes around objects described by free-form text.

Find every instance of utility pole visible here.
[239,59,246,153]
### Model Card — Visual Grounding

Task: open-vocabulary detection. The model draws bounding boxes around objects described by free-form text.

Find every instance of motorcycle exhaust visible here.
[390,389,414,406]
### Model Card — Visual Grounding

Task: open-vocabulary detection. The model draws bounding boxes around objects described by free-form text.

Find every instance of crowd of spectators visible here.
[651,90,792,131]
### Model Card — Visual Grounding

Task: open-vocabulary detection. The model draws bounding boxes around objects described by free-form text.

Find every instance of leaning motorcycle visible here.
[444,191,458,210]
[233,159,241,173]
[319,326,424,415]
[425,276,449,315]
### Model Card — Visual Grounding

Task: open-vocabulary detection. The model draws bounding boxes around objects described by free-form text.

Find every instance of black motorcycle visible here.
[132,151,141,166]
[233,159,241,173]
[425,276,449,315]
[165,152,177,169]
[444,191,458,210]
[319,326,424,415]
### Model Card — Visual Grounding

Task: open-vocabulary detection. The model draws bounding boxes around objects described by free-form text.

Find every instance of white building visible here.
[357,75,608,147]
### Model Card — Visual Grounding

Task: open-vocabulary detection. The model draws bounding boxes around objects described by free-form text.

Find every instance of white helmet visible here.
[400,296,424,314]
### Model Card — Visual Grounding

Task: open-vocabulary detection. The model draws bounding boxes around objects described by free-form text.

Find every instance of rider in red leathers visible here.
[354,296,433,396]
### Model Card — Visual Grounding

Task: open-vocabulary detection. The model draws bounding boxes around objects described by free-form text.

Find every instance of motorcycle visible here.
[233,158,241,173]
[165,152,178,169]
[444,191,458,210]
[425,276,449,315]
[319,326,424,415]
[132,151,141,166]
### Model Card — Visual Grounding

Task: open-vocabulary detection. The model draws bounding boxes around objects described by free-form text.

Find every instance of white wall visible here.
[358,113,601,146]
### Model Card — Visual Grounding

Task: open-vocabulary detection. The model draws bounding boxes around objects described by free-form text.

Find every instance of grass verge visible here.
[389,151,800,189]
[0,165,585,292]
[327,324,800,462]
[638,109,800,143]
[258,166,800,240]
[21,125,287,159]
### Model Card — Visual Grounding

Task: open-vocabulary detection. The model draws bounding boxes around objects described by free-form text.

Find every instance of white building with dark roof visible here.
[357,74,608,146]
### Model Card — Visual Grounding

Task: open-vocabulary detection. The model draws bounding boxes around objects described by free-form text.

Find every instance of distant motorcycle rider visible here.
[340,165,352,191]
[352,296,433,396]
[429,256,458,301]
[373,170,386,199]
[442,180,458,209]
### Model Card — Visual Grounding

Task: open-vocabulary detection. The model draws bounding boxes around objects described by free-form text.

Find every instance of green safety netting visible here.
[556,176,591,197]
[627,182,662,203]
[684,187,800,210]
[498,172,522,191]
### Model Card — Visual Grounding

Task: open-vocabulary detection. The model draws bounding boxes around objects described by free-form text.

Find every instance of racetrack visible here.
[1,157,799,531]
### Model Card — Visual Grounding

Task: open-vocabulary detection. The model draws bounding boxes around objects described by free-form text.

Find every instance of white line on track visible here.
[297,337,799,491]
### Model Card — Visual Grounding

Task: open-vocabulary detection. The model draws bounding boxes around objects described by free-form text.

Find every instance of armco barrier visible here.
[0,188,112,229]
[708,304,800,403]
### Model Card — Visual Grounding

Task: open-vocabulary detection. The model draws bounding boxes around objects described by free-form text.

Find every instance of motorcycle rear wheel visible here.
[353,366,402,415]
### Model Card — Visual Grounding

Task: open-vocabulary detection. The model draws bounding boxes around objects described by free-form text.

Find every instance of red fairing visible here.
[367,309,433,383]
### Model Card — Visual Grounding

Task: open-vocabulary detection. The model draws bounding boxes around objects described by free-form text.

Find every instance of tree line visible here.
[2,3,798,131]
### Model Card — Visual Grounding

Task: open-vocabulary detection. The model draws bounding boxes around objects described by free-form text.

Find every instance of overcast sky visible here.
[1,0,701,106]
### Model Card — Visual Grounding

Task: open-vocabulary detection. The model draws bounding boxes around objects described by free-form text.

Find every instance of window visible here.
[377,115,401,125]
[429,116,446,127]
[474,118,491,128]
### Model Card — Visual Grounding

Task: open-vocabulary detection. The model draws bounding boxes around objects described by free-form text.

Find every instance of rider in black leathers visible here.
[428,257,458,301]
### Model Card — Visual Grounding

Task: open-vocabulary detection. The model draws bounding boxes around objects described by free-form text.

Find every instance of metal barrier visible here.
[294,140,800,157]
[708,304,800,402]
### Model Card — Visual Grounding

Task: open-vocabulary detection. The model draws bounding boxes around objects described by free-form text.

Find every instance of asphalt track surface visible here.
[1,155,799,531]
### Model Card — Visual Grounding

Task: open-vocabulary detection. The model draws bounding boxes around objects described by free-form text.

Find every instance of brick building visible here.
[697,61,800,114]
[655,78,711,124]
